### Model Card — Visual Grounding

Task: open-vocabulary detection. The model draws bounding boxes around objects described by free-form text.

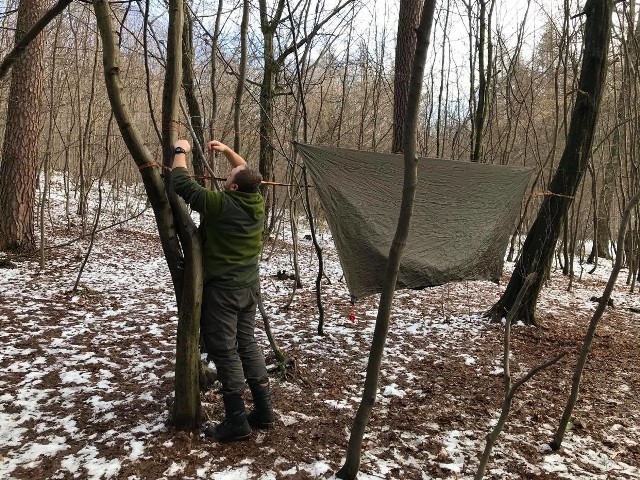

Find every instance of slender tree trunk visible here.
[336,1,436,477]
[472,0,494,162]
[435,1,451,158]
[233,0,249,153]
[553,189,640,449]
[336,18,353,148]
[182,5,206,182]
[209,0,223,140]
[591,0,636,262]
[487,0,614,326]
[285,0,325,331]
[40,14,63,268]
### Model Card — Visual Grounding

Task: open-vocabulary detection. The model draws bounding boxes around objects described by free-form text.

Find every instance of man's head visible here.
[225,165,262,193]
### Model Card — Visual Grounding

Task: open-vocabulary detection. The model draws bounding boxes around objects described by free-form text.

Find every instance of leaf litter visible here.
[0,175,639,479]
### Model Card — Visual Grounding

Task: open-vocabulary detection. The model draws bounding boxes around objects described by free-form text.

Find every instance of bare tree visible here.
[336,1,436,477]
[234,0,249,153]
[182,3,207,182]
[0,0,71,82]
[93,0,203,430]
[589,0,637,263]
[487,0,614,326]
[553,189,640,449]
[257,0,355,232]
[471,0,495,162]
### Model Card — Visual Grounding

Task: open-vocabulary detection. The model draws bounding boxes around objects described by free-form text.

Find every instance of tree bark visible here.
[182,5,206,183]
[93,0,202,430]
[0,0,46,252]
[487,0,614,325]
[392,0,422,153]
[336,1,436,477]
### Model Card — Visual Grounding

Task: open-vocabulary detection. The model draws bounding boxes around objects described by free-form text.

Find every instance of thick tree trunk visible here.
[0,0,45,252]
[392,0,422,153]
[487,0,613,325]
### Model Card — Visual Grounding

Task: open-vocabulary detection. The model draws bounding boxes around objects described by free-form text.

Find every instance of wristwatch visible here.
[174,146,187,155]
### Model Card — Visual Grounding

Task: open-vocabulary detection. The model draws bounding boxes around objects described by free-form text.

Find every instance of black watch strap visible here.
[174,146,187,155]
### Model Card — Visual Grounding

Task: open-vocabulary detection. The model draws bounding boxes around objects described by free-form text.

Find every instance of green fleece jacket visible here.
[171,167,264,289]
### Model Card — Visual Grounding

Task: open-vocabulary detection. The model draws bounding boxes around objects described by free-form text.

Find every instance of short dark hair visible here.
[234,167,262,193]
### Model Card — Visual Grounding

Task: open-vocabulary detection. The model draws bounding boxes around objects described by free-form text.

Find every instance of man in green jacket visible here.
[171,139,274,442]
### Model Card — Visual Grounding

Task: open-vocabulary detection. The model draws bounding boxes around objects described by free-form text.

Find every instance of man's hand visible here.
[207,140,246,167]
[207,140,228,155]
[173,139,191,169]
[175,139,192,153]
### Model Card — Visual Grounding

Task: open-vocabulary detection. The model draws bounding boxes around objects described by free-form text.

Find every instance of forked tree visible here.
[93,0,202,430]
[257,0,355,232]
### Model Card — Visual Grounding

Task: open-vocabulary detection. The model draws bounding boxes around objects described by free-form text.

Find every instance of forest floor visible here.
[1,178,640,479]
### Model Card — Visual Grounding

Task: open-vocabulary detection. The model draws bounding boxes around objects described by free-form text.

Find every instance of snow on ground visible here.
[1,175,639,479]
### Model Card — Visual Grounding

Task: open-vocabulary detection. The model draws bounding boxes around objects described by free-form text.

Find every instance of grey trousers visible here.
[201,281,268,396]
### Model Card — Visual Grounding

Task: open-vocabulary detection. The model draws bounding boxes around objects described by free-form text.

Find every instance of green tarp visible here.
[295,143,533,298]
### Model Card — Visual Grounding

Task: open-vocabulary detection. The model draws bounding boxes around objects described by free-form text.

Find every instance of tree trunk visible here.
[471,0,495,162]
[392,0,422,153]
[40,13,63,268]
[591,0,636,262]
[0,0,46,252]
[93,0,203,430]
[259,40,277,231]
[161,0,203,430]
[336,1,436,477]
[209,0,223,141]
[234,0,249,153]
[258,0,284,233]
[182,5,206,183]
[487,0,613,326]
